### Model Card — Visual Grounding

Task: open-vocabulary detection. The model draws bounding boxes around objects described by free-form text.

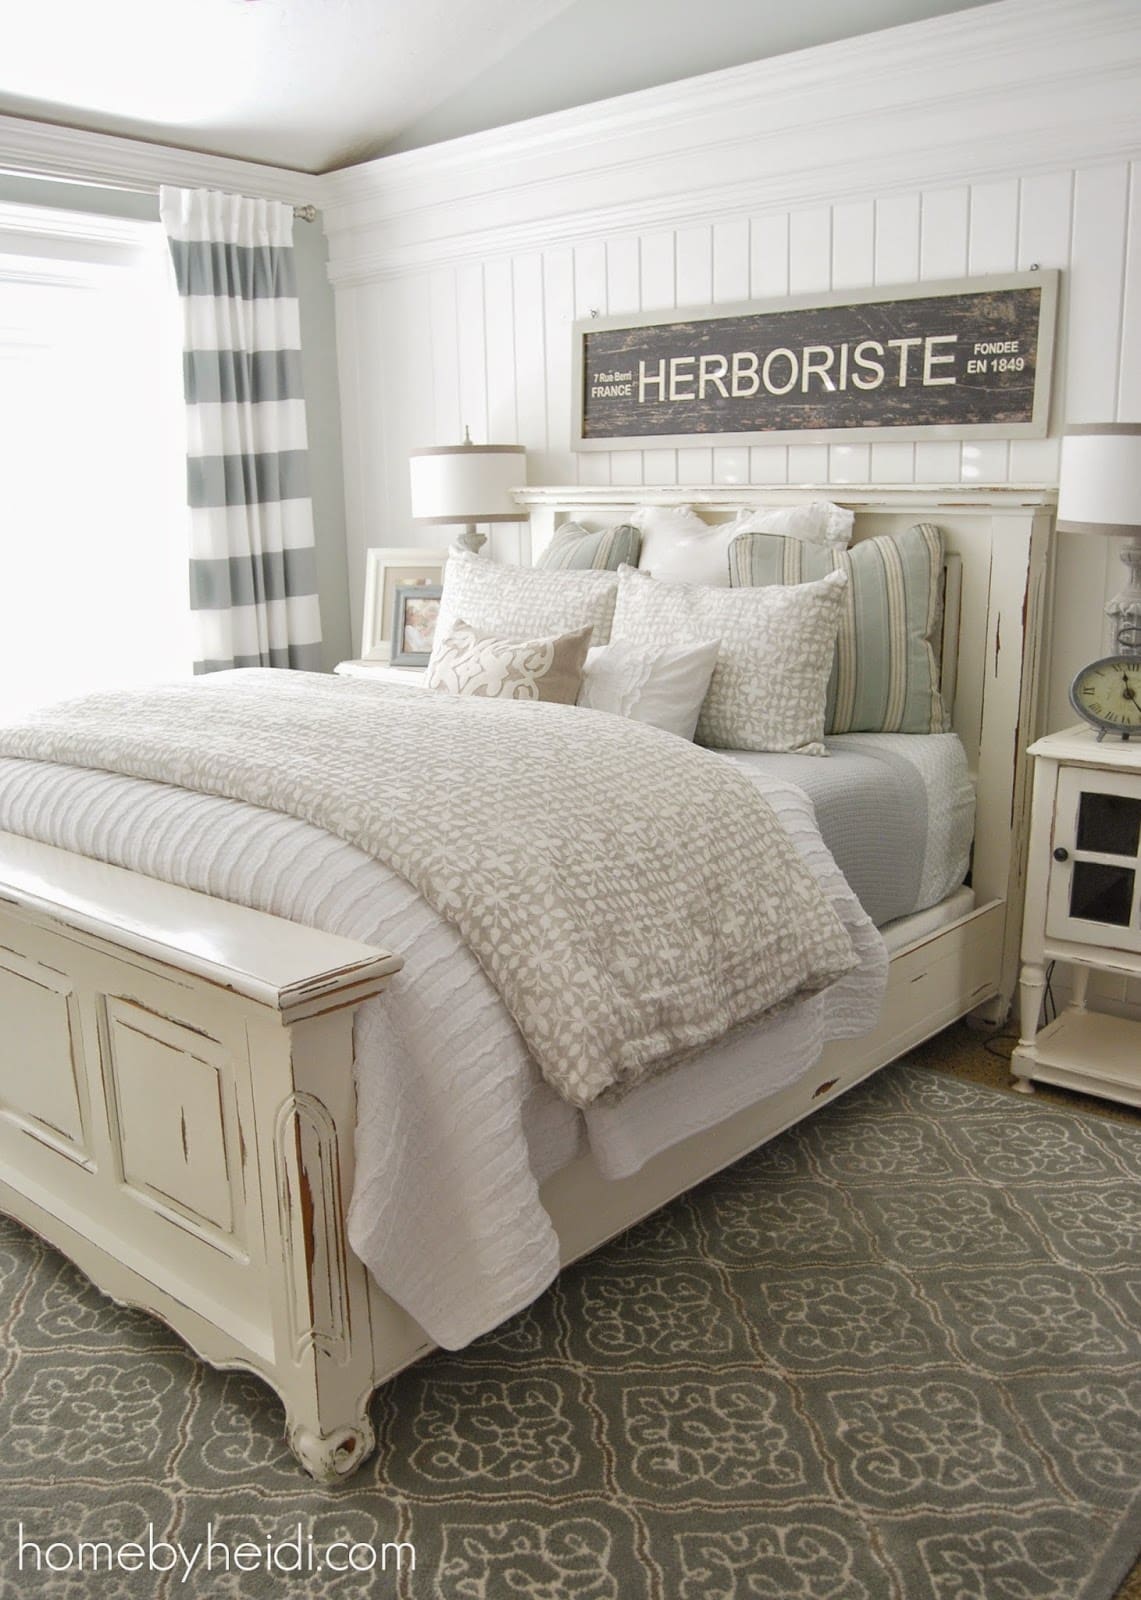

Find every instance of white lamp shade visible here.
[1057,424,1141,538]
[409,443,527,525]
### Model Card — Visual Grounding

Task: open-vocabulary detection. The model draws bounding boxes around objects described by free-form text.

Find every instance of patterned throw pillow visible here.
[727,522,949,735]
[536,520,642,571]
[610,566,849,754]
[427,621,592,704]
[431,553,618,676]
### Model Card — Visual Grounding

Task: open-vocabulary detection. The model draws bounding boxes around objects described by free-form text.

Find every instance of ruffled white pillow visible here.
[632,500,854,586]
[578,638,721,741]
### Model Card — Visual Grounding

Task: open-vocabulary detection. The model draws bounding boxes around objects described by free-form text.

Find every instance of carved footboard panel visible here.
[0,832,401,1481]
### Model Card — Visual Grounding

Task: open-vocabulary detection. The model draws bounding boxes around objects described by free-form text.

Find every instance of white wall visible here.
[324,0,1141,733]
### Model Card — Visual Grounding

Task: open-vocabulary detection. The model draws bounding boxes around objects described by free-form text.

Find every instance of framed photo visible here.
[361,547,448,660]
[572,270,1058,449]
[391,584,443,666]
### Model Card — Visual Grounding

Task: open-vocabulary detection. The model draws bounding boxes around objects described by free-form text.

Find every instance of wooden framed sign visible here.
[573,270,1057,449]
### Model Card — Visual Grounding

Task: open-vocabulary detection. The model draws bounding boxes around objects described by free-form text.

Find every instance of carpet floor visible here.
[0,1032,1138,1599]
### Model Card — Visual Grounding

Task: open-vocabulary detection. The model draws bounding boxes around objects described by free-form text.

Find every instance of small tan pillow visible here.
[426,621,592,704]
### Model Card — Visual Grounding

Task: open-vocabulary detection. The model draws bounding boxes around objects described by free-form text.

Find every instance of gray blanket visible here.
[0,671,856,1107]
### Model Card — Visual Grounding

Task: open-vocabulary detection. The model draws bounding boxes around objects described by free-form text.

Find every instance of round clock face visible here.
[1069,655,1141,735]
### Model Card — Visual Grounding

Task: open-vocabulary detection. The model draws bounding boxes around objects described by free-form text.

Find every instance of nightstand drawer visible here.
[1045,766,1141,952]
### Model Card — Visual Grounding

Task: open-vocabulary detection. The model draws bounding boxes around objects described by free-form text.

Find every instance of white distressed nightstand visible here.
[334,660,429,686]
[1011,725,1141,1107]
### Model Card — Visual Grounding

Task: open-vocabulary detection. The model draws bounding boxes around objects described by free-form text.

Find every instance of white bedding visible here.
[0,753,885,1348]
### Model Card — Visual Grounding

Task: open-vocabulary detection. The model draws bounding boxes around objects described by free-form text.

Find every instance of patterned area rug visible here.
[0,1060,1138,1599]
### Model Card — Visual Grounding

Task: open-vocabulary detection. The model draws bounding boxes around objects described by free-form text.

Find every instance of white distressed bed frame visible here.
[0,484,1054,1481]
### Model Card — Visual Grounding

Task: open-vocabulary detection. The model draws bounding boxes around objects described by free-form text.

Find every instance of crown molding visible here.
[0,114,322,208]
[321,0,1141,285]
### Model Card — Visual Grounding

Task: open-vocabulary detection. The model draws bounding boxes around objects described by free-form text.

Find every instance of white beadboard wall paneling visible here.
[748,214,791,485]
[320,1,1141,282]
[638,229,678,485]
[456,262,490,447]
[572,242,610,486]
[540,249,576,486]
[1043,159,1133,731]
[605,235,643,485]
[483,257,518,444]
[829,200,875,483]
[429,268,462,444]
[712,218,751,485]
[1117,161,1141,420]
[512,252,548,463]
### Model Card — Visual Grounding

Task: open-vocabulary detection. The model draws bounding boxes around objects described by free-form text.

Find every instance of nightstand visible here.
[334,660,429,686]
[1011,725,1141,1107]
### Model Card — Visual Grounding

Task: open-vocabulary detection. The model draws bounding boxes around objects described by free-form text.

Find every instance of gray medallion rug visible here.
[0,1060,1138,1599]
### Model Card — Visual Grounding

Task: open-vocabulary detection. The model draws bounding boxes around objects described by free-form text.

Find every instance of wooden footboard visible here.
[0,827,1005,1482]
[0,831,401,1482]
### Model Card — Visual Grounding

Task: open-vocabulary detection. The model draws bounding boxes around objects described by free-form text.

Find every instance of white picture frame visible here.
[361,547,448,660]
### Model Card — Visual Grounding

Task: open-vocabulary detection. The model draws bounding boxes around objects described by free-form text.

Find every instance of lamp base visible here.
[1107,536,1141,657]
[454,523,487,555]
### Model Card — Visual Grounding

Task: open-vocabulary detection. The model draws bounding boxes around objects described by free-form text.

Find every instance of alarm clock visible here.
[1069,655,1141,740]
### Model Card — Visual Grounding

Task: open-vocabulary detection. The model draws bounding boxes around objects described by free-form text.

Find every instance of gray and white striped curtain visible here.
[159,187,322,673]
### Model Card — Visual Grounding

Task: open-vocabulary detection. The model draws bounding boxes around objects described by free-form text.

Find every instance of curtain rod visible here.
[0,167,318,220]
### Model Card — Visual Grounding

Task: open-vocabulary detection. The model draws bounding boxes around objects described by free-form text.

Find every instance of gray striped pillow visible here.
[536,520,642,572]
[727,522,949,735]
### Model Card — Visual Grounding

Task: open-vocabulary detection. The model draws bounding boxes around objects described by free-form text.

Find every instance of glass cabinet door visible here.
[1046,767,1141,953]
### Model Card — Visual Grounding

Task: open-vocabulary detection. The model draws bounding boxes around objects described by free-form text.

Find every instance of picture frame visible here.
[361,547,448,660]
[390,584,443,667]
[572,270,1058,449]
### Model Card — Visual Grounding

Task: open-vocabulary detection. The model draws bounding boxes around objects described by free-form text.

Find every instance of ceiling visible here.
[0,0,995,175]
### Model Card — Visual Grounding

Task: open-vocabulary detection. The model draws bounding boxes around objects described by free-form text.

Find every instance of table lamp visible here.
[1057,423,1141,657]
[409,430,527,555]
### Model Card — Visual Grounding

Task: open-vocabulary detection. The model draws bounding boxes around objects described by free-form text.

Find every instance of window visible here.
[0,203,190,721]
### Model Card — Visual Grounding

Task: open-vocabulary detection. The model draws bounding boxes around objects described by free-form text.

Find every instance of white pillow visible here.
[578,639,721,741]
[610,565,849,754]
[632,504,735,586]
[430,552,618,682]
[724,500,855,549]
[632,501,855,587]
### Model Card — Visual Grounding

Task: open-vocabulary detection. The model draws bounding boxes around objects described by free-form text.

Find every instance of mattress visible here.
[719,731,974,927]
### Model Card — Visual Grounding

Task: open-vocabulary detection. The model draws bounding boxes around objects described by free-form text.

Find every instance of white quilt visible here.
[0,750,885,1349]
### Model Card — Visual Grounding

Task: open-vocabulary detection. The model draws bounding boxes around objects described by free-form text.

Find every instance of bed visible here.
[0,484,1054,1480]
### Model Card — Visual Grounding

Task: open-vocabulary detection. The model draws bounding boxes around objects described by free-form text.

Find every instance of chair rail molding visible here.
[319,0,1141,285]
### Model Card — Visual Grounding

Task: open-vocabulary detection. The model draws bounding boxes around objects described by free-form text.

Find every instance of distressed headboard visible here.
[511,484,1056,1016]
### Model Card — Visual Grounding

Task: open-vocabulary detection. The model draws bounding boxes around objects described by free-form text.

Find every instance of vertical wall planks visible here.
[789,207,831,295]
[455,262,489,449]
[1116,162,1141,421]
[872,192,920,483]
[964,179,1021,481]
[675,226,714,483]
[639,230,679,484]
[830,200,875,481]
[606,235,644,484]
[541,248,576,484]
[1012,169,1073,480]
[573,241,610,485]
[920,187,969,280]
[512,252,548,464]
[1066,163,1128,420]
[711,218,751,482]
[875,193,921,287]
[748,214,791,481]
[483,257,518,444]
[1046,161,1131,728]
[428,268,461,446]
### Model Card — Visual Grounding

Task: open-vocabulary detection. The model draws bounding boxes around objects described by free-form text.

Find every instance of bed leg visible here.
[287,1411,377,1483]
[252,1008,382,1483]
